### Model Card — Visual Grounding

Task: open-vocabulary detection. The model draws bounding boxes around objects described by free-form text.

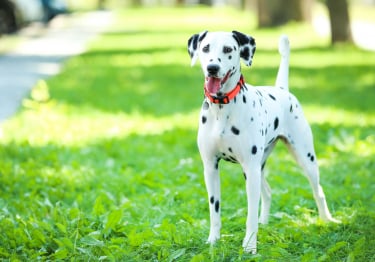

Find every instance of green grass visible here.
[1,7,375,261]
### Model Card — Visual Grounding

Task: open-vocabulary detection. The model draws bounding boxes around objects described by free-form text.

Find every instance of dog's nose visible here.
[207,64,220,76]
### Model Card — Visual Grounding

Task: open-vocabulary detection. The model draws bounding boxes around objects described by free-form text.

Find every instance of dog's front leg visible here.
[203,157,221,244]
[242,164,261,254]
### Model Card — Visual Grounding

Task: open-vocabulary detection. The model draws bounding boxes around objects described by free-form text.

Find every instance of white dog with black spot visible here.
[187,31,339,254]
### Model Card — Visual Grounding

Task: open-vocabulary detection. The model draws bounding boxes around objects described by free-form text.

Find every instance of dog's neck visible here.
[204,72,244,105]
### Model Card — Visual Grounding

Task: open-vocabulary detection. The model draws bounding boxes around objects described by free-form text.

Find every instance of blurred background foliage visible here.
[66,0,374,46]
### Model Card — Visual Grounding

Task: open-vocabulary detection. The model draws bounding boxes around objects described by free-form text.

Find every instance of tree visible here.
[326,0,352,44]
[199,0,213,5]
[257,0,312,28]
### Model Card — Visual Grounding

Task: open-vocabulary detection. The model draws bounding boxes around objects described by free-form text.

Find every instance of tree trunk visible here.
[199,0,212,5]
[257,0,312,28]
[326,0,353,44]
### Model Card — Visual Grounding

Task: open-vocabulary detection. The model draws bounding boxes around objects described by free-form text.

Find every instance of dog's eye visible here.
[202,45,210,53]
[223,46,233,54]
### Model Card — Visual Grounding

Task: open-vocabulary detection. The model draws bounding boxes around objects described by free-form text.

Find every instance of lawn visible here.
[0,7,374,261]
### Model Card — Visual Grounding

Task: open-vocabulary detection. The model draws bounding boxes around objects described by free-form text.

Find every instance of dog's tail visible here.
[275,35,290,91]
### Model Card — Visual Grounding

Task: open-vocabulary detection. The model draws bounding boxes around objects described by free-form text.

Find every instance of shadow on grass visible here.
[48,50,374,117]
[33,23,373,117]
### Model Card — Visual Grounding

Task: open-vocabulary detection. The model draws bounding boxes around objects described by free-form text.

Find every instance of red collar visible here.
[204,75,245,104]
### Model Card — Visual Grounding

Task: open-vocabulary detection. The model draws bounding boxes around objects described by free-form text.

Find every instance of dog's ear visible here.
[188,30,208,66]
[232,31,256,67]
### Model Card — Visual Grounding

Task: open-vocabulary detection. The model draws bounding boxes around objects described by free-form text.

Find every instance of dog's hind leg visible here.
[259,143,276,224]
[282,117,339,222]
[259,169,271,224]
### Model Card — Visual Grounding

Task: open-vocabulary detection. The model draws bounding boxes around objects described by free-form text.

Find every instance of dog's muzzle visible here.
[205,68,232,94]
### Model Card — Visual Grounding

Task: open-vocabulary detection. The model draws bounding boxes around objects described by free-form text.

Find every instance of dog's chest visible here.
[198,97,263,151]
[198,86,288,160]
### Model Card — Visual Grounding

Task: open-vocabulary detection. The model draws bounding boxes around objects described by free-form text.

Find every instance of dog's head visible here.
[188,31,256,94]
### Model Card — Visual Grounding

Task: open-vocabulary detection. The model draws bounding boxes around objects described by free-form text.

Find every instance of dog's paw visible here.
[243,246,257,255]
[259,215,269,225]
[206,233,220,245]
[323,216,342,224]
[242,233,257,254]
[331,218,342,223]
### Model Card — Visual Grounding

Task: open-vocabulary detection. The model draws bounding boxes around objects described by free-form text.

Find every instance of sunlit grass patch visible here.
[1,98,198,146]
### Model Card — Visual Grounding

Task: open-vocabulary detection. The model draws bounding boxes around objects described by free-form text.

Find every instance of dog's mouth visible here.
[205,70,231,94]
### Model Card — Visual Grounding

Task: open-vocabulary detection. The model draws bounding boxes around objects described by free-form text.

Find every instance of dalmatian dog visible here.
[187,31,338,254]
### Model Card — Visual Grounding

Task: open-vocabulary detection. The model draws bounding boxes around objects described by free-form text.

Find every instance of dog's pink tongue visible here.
[206,77,221,94]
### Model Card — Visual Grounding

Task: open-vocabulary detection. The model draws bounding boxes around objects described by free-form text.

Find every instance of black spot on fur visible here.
[198,31,208,42]
[203,101,209,110]
[210,196,215,204]
[274,117,279,130]
[249,37,255,46]
[251,46,256,57]
[202,116,207,124]
[269,94,276,101]
[215,200,220,213]
[215,157,220,169]
[221,154,237,163]
[250,117,254,122]
[243,172,247,180]
[189,34,198,51]
[229,156,237,163]
[241,47,250,61]
[307,152,315,162]
[228,55,232,60]
[268,137,275,145]
[231,126,240,135]
[252,145,257,155]
[290,104,293,112]
[243,95,246,103]
[228,147,233,153]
